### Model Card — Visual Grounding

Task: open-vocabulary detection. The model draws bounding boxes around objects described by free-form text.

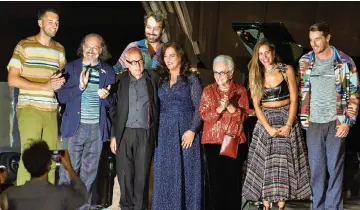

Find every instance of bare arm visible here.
[252,95,270,129]
[285,65,298,126]
[252,93,278,137]
[8,67,51,91]
[8,67,64,91]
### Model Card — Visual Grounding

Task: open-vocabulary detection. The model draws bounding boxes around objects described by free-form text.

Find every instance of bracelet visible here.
[285,123,292,128]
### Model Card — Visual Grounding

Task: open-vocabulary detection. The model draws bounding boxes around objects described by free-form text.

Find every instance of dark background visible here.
[0,1,145,81]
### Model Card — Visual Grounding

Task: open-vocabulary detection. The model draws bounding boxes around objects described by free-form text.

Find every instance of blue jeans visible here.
[59,123,103,210]
[306,121,345,210]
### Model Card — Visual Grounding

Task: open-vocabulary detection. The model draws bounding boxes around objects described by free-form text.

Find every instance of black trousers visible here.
[116,128,154,210]
[204,144,247,210]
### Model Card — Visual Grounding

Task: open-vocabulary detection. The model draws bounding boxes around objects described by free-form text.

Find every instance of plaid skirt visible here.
[242,105,311,202]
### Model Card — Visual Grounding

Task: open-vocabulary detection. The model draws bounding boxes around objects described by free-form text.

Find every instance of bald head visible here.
[126,47,143,60]
[125,47,144,79]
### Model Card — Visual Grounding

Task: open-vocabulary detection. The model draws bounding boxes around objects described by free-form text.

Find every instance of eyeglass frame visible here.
[213,70,231,76]
[126,59,144,66]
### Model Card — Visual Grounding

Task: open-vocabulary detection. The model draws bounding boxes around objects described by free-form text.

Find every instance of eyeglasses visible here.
[126,59,144,66]
[213,71,230,76]
[83,44,101,51]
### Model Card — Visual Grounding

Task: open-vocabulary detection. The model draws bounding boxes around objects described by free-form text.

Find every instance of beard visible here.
[145,32,162,43]
[43,28,57,38]
[84,52,99,62]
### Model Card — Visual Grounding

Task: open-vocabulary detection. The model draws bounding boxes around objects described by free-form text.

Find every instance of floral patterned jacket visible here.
[199,81,249,144]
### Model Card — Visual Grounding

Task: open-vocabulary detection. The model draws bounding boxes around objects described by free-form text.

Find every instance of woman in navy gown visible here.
[152,41,203,210]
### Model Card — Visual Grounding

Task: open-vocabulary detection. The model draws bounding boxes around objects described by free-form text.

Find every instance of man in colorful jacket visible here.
[113,11,167,73]
[298,22,359,210]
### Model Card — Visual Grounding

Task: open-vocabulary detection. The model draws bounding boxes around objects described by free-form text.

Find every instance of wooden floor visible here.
[106,161,154,210]
[245,199,360,210]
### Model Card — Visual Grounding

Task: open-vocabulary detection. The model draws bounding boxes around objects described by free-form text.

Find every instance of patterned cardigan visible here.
[298,46,360,129]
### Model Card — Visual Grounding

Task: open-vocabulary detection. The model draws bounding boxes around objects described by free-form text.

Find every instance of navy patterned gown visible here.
[152,75,203,210]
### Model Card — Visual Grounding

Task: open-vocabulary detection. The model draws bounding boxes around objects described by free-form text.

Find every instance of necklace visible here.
[265,64,277,74]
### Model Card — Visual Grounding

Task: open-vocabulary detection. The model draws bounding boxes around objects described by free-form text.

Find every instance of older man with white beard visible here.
[57,33,116,210]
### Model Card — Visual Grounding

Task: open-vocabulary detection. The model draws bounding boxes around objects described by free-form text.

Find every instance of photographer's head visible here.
[22,140,52,179]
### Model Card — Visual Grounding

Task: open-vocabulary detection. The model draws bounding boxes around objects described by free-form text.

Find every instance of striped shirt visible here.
[309,56,337,123]
[80,64,100,124]
[298,46,359,129]
[7,36,66,112]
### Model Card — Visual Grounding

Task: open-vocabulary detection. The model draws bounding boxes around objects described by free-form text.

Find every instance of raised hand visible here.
[79,69,90,90]
[216,95,229,113]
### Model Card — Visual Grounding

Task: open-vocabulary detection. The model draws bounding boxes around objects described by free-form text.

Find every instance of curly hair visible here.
[77,33,112,61]
[22,140,52,178]
[156,41,195,84]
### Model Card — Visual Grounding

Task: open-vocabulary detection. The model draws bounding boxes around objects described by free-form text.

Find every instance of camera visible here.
[50,150,65,162]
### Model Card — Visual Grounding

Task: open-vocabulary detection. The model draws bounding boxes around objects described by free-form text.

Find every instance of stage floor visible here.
[244,198,360,210]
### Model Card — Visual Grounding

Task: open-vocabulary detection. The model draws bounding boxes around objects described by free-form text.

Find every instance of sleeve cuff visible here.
[343,117,354,127]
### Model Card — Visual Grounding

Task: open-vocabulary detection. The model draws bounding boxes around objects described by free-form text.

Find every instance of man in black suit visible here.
[110,47,159,210]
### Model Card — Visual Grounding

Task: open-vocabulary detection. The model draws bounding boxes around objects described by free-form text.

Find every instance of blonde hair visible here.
[248,39,278,100]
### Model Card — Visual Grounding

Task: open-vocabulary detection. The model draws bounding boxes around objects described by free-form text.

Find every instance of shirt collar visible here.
[83,61,101,72]
[128,70,149,81]
[309,46,342,66]
[24,180,51,186]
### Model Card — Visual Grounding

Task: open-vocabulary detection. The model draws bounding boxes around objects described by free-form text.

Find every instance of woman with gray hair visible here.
[199,55,250,210]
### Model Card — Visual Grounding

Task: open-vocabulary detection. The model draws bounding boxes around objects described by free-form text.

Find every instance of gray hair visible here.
[213,55,235,72]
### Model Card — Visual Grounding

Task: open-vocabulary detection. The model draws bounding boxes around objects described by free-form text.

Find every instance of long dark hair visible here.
[156,41,193,84]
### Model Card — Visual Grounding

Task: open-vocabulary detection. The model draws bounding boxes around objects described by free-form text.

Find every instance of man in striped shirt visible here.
[7,8,66,186]
[298,22,359,210]
[57,33,116,210]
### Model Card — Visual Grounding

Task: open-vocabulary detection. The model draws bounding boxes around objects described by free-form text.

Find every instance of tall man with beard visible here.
[298,22,360,210]
[7,8,66,186]
[113,11,167,73]
[57,33,116,209]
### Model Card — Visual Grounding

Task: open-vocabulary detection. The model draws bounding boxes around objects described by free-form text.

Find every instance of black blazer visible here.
[110,69,159,146]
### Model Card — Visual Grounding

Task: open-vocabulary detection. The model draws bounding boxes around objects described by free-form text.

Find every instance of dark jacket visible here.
[110,69,159,146]
[0,178,87,210]
[57,58,116,142]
